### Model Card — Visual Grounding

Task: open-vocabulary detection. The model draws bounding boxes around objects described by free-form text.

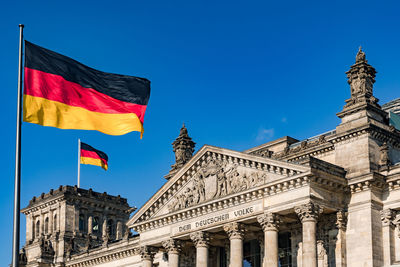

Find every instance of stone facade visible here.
[20,48,400,267]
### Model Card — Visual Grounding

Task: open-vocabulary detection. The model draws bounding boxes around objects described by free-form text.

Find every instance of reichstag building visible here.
[19,48,400,267]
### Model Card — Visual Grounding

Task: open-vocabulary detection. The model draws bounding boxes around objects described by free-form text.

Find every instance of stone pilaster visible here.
[224,222,245,267]
[88,216,93,234]
[140,246,154,267]
[162,239,182,267]
[257,212,280,267]
[190,231,210,267]
[335,210,347,267]
[295,202,323,267]
[381,209,394,266]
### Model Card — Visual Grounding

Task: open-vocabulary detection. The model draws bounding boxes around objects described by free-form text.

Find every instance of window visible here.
[278,232,292,267]
[92,217,99,233]
[107,219,114,237]
[79,214,86,232]
[44,217,49,234]
[35,220,40,238]
[243,240,261,267]
[53,214,57,232]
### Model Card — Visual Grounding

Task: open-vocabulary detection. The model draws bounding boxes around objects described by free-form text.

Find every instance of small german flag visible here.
[23,41,150,137]
[80,142,108,170]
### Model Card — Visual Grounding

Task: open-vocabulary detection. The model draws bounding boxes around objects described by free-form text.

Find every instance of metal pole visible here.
[78,139,81,188]
[12,24,24,267]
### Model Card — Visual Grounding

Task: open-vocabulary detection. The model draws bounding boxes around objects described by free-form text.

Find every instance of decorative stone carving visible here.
[379,142,391,167]
[317,240,328,267]
[381,209,394,227]
[257,212,280,231]
[344,47,378,109]
[162,239,183,254]
[223,222,245,239]
[294,202,323,222]
[335,210,347,231]
[168,157,267,211]
[140,246,155,261]
[190,231,210,248]
[38,236,55,261]
[172,124,195,170]
[19,247,27,264]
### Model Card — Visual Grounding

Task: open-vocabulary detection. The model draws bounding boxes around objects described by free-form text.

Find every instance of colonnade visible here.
[140,202,324,267]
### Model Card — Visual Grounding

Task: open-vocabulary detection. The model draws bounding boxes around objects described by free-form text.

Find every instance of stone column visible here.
[257,212,280,267]
[190,231,210,267]
[88,216,93,234]
[140,246,154,267]
[381,209,394,266]
[224,222,245,267]
[294,202,323,267]
[162,239,182,267]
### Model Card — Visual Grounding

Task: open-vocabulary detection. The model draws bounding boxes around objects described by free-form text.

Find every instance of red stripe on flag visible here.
[24,68,147,123]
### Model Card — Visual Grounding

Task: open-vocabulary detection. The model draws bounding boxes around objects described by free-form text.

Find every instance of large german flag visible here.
[23,41,151,137]
[80,142,108,170]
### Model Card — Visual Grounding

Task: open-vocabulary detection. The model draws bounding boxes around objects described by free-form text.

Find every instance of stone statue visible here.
[172,124,196,171]
[355,46,366,63]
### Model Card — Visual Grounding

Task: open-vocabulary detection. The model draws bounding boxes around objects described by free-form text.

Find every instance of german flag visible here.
[80,142,108,170]
[23,41,150,137]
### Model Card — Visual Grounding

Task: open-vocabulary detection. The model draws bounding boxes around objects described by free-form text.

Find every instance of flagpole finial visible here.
[19,24,24,28]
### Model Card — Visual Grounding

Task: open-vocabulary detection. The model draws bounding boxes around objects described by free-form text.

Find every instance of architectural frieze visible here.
[132,172,347,233]
[131,147,308,226]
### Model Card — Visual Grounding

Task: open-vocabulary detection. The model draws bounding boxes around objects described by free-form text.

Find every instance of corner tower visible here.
[20,186,134,267]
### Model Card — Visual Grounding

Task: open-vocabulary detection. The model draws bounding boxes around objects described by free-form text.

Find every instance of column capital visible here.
[139,246,155,261]
[190,231,210,248]
[162,239,183,254]
[223,222,245,240]
[295,202,323,222]
[381,209,394,227]
[257,212,280,231]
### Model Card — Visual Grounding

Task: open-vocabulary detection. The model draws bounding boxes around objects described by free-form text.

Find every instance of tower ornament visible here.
[165,124,196,180]
[344,47,378,108]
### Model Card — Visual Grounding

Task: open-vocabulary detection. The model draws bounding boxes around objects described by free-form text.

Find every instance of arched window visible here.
[44,217,49,234]
[35,220,40,238]
[92,217,99,233]
[107,219,114,237]
[79,214,86,232]
[53,214,57,232]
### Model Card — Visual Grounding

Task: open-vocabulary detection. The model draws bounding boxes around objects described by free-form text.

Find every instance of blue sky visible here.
[1,0,400,264]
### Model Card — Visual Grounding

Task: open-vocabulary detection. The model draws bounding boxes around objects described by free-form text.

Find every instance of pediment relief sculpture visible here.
[168,157,271,212]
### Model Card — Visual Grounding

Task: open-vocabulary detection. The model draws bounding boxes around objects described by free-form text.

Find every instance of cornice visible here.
[66,240,140,267]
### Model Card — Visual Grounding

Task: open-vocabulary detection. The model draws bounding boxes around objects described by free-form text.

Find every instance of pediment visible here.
[128,145,309,228]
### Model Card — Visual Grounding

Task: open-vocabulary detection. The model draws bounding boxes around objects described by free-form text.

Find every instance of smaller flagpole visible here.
[77,139,81,188]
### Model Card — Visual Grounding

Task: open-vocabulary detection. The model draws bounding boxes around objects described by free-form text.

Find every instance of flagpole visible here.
[78,139,81,188]
[12,24,24,267]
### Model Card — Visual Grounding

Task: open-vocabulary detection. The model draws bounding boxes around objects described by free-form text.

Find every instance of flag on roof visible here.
[80,142,108,170]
